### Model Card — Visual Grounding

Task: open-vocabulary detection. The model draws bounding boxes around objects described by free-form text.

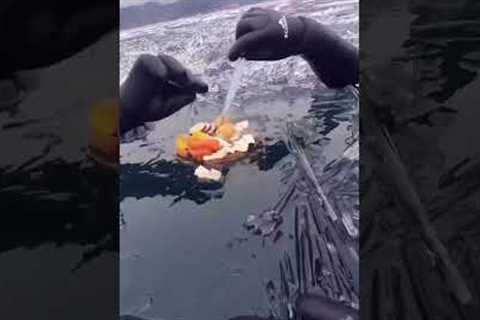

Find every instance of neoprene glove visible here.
[228,7,307,61]
[228,7,358,88]
[120,53,208,134]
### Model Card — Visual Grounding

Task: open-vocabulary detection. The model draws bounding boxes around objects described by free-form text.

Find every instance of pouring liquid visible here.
[221,58,247,116]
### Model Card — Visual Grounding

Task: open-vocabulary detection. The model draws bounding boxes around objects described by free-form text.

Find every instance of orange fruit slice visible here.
[187,136,220,153]
[176,134,190,158]
[216,122,237,141]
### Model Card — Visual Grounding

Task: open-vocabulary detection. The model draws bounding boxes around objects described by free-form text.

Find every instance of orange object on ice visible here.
[216,122,237,141]
[176,134,190,158]
[189,147,214,162]
[176,132,221,162]
[187,136,220,152]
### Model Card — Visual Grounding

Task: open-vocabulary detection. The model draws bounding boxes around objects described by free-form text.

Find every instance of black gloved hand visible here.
[120,53,208,134]
[228,7,307,61]
[228,7,358,88]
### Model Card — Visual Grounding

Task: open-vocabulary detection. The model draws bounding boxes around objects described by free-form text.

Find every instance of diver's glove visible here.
[228,7,307,61]
[120,53,208,134]
[228,7,358,88]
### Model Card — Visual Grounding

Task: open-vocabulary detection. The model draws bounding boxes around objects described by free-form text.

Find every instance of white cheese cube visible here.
[194,166,222,181]
[242,134,255,145]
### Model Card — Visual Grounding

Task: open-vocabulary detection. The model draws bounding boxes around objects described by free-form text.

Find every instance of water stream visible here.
[221,58,247,116]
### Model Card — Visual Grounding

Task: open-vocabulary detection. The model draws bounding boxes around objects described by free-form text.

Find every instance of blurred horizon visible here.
[120,0,267,29]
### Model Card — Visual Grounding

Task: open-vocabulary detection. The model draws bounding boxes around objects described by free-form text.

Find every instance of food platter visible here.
[176,116,257,181]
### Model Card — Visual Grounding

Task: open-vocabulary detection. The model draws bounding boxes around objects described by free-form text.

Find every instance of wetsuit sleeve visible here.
[299,17,358,88]
[119,54,208,135]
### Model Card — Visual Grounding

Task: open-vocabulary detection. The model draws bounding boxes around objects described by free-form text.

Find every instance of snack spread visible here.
[176,116,255,181]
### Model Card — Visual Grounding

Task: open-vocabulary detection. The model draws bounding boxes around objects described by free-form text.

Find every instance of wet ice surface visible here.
[120,0,358,319]
[0,32,119,318]
[361,1,480,319]
[0,31,118,248]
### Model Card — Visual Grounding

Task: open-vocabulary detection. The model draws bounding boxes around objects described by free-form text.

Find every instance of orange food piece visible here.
[191,131,213,140]
[176,133,221,162]
[216,122,237,141]
[187,136,220,153]
[189,147,213,162]
[176,134,190,158]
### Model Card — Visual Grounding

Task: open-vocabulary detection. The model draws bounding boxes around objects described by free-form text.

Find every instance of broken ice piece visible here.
[243,209,283,237]
[245,214,256,224]
[343,141,359,160]
[342,213,358,238]
[235,120,249,132]
[194,165,222,181]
